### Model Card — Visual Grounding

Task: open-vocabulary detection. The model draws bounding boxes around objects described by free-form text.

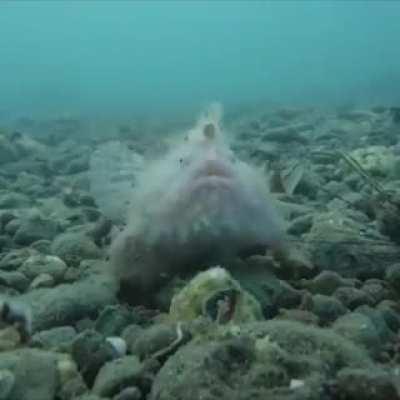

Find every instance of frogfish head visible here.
[132,104,285,258]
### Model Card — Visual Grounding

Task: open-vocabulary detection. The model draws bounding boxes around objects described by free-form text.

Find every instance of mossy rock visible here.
[169,267,263,323]
[150,320,372,400]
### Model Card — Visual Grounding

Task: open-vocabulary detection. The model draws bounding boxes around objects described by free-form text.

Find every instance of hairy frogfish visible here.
[89,104,286,300]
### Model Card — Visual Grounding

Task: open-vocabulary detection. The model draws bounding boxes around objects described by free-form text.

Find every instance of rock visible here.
[3,219,20,236]
[262,123,310,144]
[276,309,319,326]
[0,236,12,253]
[287,213,313,235]
[0,369,15,400]
[20,272,118,331]
[51,232,102,266]
[361,281,387,305]
[336,367,399,400]
[72,330,117,386]
[13,214,59,245]
[57,354,80,385]
[377,300,400,332]
[95,305,137,337]
[66,156,89,175]
[169,267,263,323]
[230,259,303,318]
[29,273,55,289]
[0,271,29,292]
[31,326,77,350]
[0,249,36,272]
[58,375,88,400]
[0,212,15,228]
[92,356,143,398]
[385,263,400,293]
[333,287,374,310]
[71,395,104,400]
[150,320,371,400]
[129,323,184,360]
[20,255,67,283]
[0,349,58,400]
[0,192,30,209]
[355,305,394,343]
[347,145,398,177]
[0,136,18,165]
[305,210,397,279]
[30,239,52,254]
[113,386,142,400]
[121,325,144,350]
[0,327,21,351]
[106,337,127,358]
[311,294,347,325]
[332,313,382,356]
[302,270,354,296]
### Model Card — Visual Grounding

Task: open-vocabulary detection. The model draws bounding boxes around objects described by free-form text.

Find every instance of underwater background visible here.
[1,0,400,121]
[2,2,400,400]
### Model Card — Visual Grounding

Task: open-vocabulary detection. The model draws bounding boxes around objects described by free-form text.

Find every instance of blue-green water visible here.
[1,1,399,119]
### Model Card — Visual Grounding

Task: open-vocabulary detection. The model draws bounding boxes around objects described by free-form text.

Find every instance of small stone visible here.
[0,327,21,351]
[306,271,351,296]
[129,323,180,360]
[377,300,400,332]
[51,232,102,266]
[58,375,88,400]
[334,287,374,310]
[106,337,127,358]
[92,355,142,398]
[0,369,15,399]
[113,386,142,400]
[0,349,58,400]
[289,379,305,390]
[20,255,67,282]
[29,273,55,289]
[0,270,29,292]
[71,330,117,386]
[337,367,399,400]
[31,326,77,350]
[95,305,137,337]
[13,214,58,245]
[311,294,347,325]
[385,263,400,293]
[0,249,35,271]
[333,313,381,356]
[57,355,80,385]
[361,281,386,305]
[0,192,29,209]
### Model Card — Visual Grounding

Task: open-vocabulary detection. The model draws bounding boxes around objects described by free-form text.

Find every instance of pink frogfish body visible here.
[107,105,286,300]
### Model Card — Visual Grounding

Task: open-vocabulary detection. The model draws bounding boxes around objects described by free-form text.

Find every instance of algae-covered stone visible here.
[311,294,347,325]
[336,367,400,400]
[0,349,58,400]
[51,232,102,266]
[128,323,188,360]
[347,145,398,177]
[332,312,382,355]
[92,355,143,398]
[71,329,117,386]
[150,320,371,400]
[0,369,15,400]
[20,254,67,283]
[20,272,118,331]
[169,267,263,323]
[13,214,59,245]
[304,210,396,279]
[95,304,137,337]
